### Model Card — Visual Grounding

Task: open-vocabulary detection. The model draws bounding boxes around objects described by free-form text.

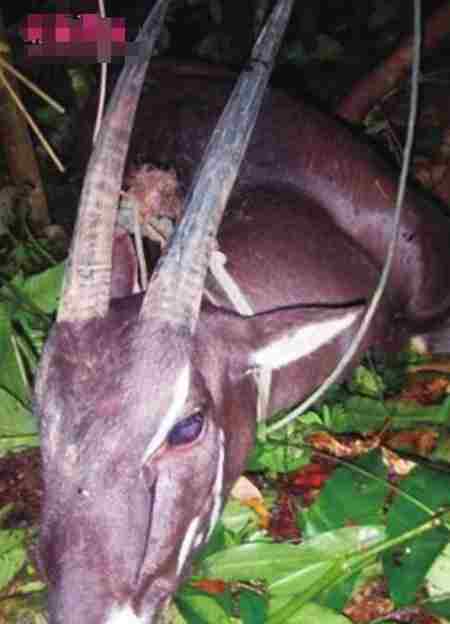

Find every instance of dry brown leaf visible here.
[191,579,228,595]
[308,432,381,458]
[385,428,438,456]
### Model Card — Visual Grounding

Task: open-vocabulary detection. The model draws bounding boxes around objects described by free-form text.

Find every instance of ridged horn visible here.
[140,0,295,331]
[57,0,171,323]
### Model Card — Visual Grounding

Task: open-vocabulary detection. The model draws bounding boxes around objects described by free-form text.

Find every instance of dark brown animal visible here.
[35,2,450,622]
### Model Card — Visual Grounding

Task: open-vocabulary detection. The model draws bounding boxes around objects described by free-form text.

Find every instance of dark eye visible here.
[167,412,204,446]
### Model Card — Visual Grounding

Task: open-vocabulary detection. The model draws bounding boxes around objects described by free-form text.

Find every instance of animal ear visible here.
[111,226,139,299]
[246,304,364,371]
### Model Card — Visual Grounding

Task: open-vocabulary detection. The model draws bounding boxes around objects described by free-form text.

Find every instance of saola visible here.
[35,1,450,623]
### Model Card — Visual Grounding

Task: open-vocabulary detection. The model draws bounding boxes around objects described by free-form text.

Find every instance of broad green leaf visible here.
[427,540,450,599]
[239,588,267,624]
[426,596,450,618]
[268,599,351,624]
[300,450,389,537]
[0,382,38,454]
[196,524,229,562]
[20,263,64,314]
[176,587,233,624]
[9,267,61,340]
[0,529,27,591]
[0,304,28,402]
[325,396,450,434]
[383,466,450,606]
[0,389,37,436]
[201,526,385,597]
[322,398,388,432]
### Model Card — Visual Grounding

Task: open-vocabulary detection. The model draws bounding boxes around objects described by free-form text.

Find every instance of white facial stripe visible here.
[177,515,201,575]
[207,429,225,540]
[176,430,225,575]
[194,532,204,549]
[48,410,61,455]
[251,309,360,370]
[106,604,143,624]
[142,364,190,462]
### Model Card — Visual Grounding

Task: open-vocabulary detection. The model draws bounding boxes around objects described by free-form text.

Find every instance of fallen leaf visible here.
[384,428,438,456]
[268,492,301,542]
[231,476,263,502]
[191,579,228,594]
[344,578,393,622]
[398,375,450,404]
[230,477,270,528]
[308,432,381,457]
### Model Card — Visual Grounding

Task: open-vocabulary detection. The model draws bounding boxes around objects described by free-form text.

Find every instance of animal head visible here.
[35,1,298,622]
[36,311,250,622]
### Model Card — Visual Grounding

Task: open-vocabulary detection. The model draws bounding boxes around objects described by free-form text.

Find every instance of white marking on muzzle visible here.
[106,604,144,624]
[251,309,360,370]
[207,429,225,540]
[177,514,201,575]
[142,364,190,462]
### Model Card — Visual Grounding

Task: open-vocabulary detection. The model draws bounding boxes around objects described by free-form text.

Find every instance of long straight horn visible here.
[57,0,171,323]
[141,0,295,331]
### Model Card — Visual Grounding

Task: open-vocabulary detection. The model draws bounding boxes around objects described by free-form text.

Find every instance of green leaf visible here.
[0,529,27,591]
[20,264,64,314]
[0,389,37,436]
[431,431,450,464]
[300,451,389,538]
[426,596,450,618]
[324,396,450,434]
[14,580,46,594]
[323,398,388,433]
[425,541,450,620]
[221,500,259,535]
[196,523,229,562]
[383,466,450,606]
[0,434,39,456]
[201,526,385,597]
[0,304,28,402]
[267,599,351,624]
[239,588,267,624]
[348,365,385,398]
[248,425,310,473]
[247,438,310,473]
[0,381,38,455]
[176,587,233,624]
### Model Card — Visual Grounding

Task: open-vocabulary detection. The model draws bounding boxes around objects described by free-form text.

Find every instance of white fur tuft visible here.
[106,604,143,624]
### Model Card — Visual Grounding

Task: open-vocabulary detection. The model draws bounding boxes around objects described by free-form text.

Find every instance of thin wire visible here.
[266,0,422,434]
[93,0,107,143]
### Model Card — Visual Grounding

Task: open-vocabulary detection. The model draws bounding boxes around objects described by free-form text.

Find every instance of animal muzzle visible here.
[46,569,172,624]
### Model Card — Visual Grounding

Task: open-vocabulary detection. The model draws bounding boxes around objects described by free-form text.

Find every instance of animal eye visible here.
[167,412,204,446]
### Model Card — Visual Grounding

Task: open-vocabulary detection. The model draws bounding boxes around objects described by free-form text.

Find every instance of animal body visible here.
[34,4,450,623]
